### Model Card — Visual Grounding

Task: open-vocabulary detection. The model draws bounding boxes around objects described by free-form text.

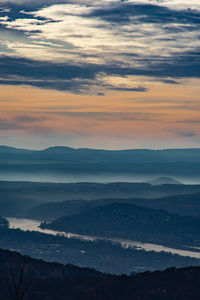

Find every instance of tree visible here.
[2,261,34,300]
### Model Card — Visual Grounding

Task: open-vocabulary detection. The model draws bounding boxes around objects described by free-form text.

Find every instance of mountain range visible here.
[1,146,200,178]
[2,145,200,163]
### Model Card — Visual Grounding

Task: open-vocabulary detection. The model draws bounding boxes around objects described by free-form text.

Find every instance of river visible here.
[6,217,200,259]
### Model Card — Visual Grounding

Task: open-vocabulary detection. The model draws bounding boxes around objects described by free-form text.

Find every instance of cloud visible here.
[15,115,46,123]
[0,56,149,93]
[175,129,198,138]
[90,2,200,27]
[0,1,200,93]
[108,86,148,92]
[0,51,200,93]
[50,111,159,122]
[0,115,47,131]
[0,119,19,130]
[177,119,200,124]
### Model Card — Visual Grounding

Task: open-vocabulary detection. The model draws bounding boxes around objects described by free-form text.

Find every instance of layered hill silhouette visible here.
[3,180,200,218]
[1,146,200,178]
[27,191,200,220]
[0,248,200,300]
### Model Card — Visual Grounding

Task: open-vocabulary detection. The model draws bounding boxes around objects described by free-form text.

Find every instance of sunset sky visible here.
[0,0,200,149]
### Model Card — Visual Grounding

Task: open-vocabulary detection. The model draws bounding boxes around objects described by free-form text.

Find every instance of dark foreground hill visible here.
[42,203,200,247]
[0,248,200,300]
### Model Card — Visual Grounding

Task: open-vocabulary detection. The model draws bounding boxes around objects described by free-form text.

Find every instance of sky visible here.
[0,0,200,149]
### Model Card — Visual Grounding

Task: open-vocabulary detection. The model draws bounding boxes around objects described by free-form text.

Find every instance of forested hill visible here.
[42,202,200,247]
[0,248,200,300]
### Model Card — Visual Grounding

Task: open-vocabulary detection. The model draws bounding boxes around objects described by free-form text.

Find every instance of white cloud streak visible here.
[0,0,199,92]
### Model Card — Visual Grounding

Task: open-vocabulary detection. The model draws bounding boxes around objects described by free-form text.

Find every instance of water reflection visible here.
[7,217,200,259]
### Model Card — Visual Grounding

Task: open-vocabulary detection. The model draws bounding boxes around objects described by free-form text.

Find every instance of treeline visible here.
[0,248,200,300]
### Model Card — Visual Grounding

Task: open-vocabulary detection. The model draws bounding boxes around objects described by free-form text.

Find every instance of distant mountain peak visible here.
[44,146,75,151]
[148,177,182,186]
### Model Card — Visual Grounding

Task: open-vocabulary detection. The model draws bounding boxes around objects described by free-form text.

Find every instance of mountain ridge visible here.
[2,145,200,164]
[2,145,200,152]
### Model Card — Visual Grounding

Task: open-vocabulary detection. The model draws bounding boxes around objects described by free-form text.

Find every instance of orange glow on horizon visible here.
[0,78,200,148]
